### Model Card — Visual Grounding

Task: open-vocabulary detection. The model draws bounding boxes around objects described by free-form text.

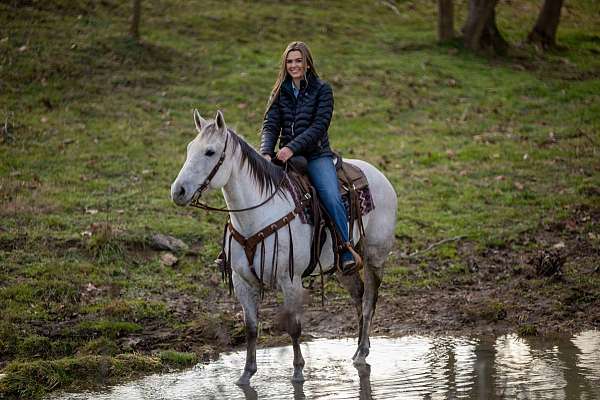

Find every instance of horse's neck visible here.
[222,154,293,236]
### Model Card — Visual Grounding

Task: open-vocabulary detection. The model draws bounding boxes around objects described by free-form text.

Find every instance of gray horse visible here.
[171,110,397,385]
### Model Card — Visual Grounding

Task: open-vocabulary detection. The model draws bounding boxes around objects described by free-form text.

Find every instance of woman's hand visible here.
[276,147,294,162]
[263,154,272,162]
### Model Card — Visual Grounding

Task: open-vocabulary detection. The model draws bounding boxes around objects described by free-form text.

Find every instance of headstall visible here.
[189,133,288,213]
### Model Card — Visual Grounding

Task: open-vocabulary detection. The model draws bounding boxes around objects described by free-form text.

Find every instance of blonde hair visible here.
[264,41,319,115]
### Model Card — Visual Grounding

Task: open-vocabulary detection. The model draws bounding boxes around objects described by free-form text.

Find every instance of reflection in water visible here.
[49,331,600,400]
[494,334,566,399]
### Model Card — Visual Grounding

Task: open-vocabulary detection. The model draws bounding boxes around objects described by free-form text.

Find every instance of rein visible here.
[189,133,288,213]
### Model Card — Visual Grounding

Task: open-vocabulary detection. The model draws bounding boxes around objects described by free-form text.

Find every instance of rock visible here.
[150,233,189,252]
[160,252,178,267]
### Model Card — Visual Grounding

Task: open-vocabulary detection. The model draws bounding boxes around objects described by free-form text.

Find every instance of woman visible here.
[260,41,360,274]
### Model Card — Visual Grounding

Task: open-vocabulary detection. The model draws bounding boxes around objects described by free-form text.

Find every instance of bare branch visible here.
[399,236,466,259]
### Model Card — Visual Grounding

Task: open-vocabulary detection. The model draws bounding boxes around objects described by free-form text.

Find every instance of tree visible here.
[462,0,508,55]
[528,0,565,49]
[130,0,141,41]
[438,0,455,42]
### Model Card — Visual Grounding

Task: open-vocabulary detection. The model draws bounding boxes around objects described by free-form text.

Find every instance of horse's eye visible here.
[205,149,215,157]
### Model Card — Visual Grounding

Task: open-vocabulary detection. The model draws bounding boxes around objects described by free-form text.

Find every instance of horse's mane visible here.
[226,127,293,197]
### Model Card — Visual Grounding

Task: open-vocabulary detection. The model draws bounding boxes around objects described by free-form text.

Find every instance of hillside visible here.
[1,0,599,397]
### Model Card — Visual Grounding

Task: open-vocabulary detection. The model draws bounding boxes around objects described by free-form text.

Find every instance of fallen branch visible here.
[379,0,401,16]
[399,235,466,259]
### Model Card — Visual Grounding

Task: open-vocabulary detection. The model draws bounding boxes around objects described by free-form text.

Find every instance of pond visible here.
[50,330,600,399]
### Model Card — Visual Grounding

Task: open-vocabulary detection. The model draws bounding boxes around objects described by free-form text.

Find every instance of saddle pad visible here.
[342,187,375,218]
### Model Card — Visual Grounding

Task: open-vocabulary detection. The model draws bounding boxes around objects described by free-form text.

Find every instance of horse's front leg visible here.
[280,279,307,383]
[233,271,260,385]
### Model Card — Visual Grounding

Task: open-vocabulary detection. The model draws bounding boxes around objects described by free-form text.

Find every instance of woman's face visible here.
[286,50,305,80]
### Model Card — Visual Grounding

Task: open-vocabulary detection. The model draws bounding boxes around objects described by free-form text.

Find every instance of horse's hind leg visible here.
[353,257,384,365]
[337,272,365,345]
[233,272,260,386]
[279,279,308,383]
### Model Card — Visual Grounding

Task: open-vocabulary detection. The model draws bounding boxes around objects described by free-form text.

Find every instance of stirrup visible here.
[340,243,363,275]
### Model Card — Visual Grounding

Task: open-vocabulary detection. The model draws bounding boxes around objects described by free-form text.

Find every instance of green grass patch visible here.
[518,324,539,337]
[0,354,163,399]
[159,350,198,367]
[77,338,121,357]
[73,320,143,339]
[17,336,53,359]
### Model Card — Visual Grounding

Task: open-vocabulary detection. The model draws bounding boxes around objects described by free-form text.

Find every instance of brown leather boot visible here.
[214,250,226,271]
[341,243,363,275]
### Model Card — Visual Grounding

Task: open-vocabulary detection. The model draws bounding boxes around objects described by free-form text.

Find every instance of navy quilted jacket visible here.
[260,73,333,160]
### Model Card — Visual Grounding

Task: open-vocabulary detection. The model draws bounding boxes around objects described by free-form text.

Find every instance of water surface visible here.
[50,331,600,399]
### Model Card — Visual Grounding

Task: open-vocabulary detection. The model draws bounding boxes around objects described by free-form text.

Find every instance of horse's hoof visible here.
[291,368,305,383]
[236,374,252,386]
[236,368,256,386]
[353,350,369,366]
[353,357,367,366]
[236,378,250,386]
[354,362,371,377]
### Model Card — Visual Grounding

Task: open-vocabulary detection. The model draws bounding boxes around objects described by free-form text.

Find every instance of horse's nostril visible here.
[178,186,186,198]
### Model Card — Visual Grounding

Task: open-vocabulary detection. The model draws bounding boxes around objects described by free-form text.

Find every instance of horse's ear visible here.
[193,109,207,133]
[215,110,226,132]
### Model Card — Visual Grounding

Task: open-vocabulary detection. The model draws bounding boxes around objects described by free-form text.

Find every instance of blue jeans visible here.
[307,156,353,263]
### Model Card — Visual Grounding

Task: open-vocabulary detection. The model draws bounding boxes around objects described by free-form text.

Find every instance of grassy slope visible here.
[1,0,599,397]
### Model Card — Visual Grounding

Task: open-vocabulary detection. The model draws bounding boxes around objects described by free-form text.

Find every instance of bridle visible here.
[189,132,289,213]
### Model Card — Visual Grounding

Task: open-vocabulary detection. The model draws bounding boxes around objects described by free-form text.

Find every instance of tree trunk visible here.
[528,0,564,49]
[438,0,455,42]
[462,0,508,55]
[130,0,141,40]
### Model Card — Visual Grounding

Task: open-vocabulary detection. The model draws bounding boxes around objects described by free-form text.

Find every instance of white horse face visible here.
[170,109,232,206]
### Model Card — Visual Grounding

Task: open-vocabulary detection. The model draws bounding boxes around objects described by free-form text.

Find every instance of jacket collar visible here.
[282,72,316,95]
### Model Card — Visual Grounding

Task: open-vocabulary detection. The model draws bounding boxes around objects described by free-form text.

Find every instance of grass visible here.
[1,0,599,398]
[0,354,163,399]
